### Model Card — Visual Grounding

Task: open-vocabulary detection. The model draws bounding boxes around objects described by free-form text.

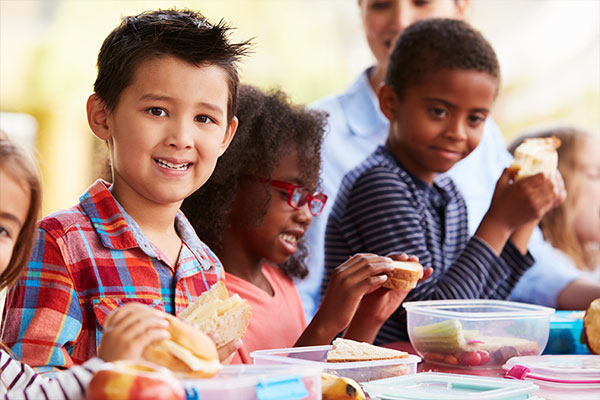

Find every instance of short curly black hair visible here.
[385,18,500,99]
[182,85,327,279]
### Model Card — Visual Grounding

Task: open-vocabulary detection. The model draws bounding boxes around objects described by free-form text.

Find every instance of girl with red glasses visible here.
[182,85,428,364]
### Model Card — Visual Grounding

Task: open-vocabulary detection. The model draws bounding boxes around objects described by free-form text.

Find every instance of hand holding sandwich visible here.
[296,253,425,346]
[98,302,171,363]
[345,253,432,343]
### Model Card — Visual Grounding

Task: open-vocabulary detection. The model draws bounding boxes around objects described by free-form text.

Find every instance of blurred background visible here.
[1,0,599,216]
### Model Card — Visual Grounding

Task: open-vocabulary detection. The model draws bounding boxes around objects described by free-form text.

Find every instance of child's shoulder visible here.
[39,203,90,234]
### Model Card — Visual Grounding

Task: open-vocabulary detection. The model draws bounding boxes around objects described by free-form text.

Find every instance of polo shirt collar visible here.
[340,68,388,137]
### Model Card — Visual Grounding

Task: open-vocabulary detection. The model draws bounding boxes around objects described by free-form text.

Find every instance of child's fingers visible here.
[104,302,166,329]
[107,313,170,340]
[420,267,433,281]
[217,338,242,364]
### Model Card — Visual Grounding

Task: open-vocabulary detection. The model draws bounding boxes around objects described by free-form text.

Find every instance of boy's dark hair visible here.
[385,18,500,99]
[182,85,326,279]
[93,9,251,124]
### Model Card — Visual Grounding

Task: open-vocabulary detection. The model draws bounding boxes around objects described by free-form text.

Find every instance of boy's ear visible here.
[218,116,238,157]
[86,94,111,141]
[378,84,399,122]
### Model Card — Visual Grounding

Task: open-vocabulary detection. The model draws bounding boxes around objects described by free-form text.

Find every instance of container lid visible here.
[362,372,538,399]
[503,355,600,384]
[403,300,554,320]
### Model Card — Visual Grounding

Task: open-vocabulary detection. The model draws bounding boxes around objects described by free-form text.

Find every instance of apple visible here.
[86,360,185,400]
[584,298,600,354]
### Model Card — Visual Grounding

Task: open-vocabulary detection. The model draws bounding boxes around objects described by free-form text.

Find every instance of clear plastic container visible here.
[251,345,420,383]
[543,310,590,354]
[182,364,321,400]
[362,372,540,399]
[503,355,600,399]
[403,300,554,369]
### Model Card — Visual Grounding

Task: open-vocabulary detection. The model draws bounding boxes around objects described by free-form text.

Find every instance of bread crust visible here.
[382,261,423,291]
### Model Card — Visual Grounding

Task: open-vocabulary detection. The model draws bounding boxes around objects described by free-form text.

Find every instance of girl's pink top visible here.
[225,263,307,364]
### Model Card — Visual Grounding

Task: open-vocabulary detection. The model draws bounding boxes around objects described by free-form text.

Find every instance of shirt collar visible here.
[340,68,388,137]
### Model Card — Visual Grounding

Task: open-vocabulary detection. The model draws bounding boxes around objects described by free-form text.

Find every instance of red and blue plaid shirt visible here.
[1,180,222,372]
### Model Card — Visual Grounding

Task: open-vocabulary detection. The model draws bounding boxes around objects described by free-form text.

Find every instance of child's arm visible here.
[294,254,396,347]
[1,228,82,372]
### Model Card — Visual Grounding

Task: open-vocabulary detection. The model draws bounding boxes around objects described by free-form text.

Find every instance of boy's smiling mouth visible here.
[154,158,192,171]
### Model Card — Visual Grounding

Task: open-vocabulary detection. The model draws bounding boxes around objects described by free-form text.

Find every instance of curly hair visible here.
[508,127,600,271]
[386,18,500,99]
[182,85,327,279]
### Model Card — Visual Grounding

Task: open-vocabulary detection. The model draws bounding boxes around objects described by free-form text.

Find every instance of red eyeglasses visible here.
[246,175,328,216]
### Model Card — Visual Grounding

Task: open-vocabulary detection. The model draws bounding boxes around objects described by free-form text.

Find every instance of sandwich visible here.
[326,338,409,363]
[180,281,252,348]
[142,313,221,378]
[382,260,424,291]
[510,136,561,180]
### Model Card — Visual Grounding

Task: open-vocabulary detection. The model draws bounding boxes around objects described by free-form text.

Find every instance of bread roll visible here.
[510,136,561,180]
[383,261,424,291]
[142,313,220,378]
[180,281,252,347]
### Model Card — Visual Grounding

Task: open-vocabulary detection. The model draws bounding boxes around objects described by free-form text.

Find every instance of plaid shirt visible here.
[1,180,222,372]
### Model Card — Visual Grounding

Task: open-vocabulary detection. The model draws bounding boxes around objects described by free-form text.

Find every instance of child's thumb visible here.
[496,168,512,187]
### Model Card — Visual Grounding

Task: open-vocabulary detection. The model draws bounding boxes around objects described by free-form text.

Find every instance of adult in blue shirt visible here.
[299,0,600,320]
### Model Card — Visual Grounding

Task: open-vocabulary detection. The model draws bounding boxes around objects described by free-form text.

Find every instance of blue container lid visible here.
[362,372,538,399]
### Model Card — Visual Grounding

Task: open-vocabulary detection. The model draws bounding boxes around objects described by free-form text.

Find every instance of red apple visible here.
[584,298,600,354]
[86,360,185,400]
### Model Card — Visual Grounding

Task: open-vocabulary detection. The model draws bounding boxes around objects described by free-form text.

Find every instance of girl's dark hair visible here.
[182,85,326,279]
[386,18,500,99]
[93,8,251,124]
[0,138,42,291]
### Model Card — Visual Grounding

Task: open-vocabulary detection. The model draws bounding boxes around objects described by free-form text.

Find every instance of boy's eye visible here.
[194,115,214,124]
[369,0,392,10]
[467,114,486,126]
[428,107,447,118]
[146,107,167,117]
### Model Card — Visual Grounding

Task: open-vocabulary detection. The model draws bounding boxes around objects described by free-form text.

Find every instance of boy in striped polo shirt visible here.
[321,19,565,344]
[2,9,249,372]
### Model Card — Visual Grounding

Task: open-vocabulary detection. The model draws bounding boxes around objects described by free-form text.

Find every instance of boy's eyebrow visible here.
[424,97,490,113]
[138,94,225,115]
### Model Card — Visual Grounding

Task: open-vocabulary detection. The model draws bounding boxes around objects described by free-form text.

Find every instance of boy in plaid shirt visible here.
[1,9,250,372]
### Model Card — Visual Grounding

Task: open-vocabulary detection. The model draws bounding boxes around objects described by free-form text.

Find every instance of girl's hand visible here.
[344,254,432,343]
[98,303,170,363]
[318,253,398,334]
[207,331,243,364]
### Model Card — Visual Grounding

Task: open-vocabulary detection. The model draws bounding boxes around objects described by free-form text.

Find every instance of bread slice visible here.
[180,281,252,347]
[383,261,424,291]
[510,136,561,180]
[327,338,408,363]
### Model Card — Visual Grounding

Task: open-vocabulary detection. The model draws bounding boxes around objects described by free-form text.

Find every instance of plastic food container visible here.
[362,372,541,399]
[250,345,420,383]
[404,300,554,369]
[182,364,321,400]
[504,355,600,399]
[543,310,590,354]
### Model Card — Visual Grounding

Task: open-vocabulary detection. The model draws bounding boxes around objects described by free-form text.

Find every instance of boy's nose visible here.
[445,119,468,141]
[167,120,194,149]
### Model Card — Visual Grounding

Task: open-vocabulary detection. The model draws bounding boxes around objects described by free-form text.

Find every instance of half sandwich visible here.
[327,338,409,363]
[180,281,252,348]
[383,260,424,291]
[510,136,561,180]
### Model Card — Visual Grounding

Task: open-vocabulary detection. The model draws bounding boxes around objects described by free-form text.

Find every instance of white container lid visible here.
[362,372,539,399]
[403,300,554,320]
[503,355,600,384]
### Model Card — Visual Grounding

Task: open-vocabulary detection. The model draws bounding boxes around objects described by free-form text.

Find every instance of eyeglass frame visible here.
[244,175,328,216]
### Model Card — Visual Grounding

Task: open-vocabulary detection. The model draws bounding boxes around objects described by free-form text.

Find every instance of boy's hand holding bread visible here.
[476,137,566,255]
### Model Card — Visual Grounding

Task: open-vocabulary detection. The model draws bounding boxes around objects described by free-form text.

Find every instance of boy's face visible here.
[379,69,497,184]
[359,0,469,71]
[229,149,314,265]
[88,56,237,209]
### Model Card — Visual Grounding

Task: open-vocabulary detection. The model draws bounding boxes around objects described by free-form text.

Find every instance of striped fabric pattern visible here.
[0,350,104,399]
[322,146,534,344]
[1,180,222,371]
